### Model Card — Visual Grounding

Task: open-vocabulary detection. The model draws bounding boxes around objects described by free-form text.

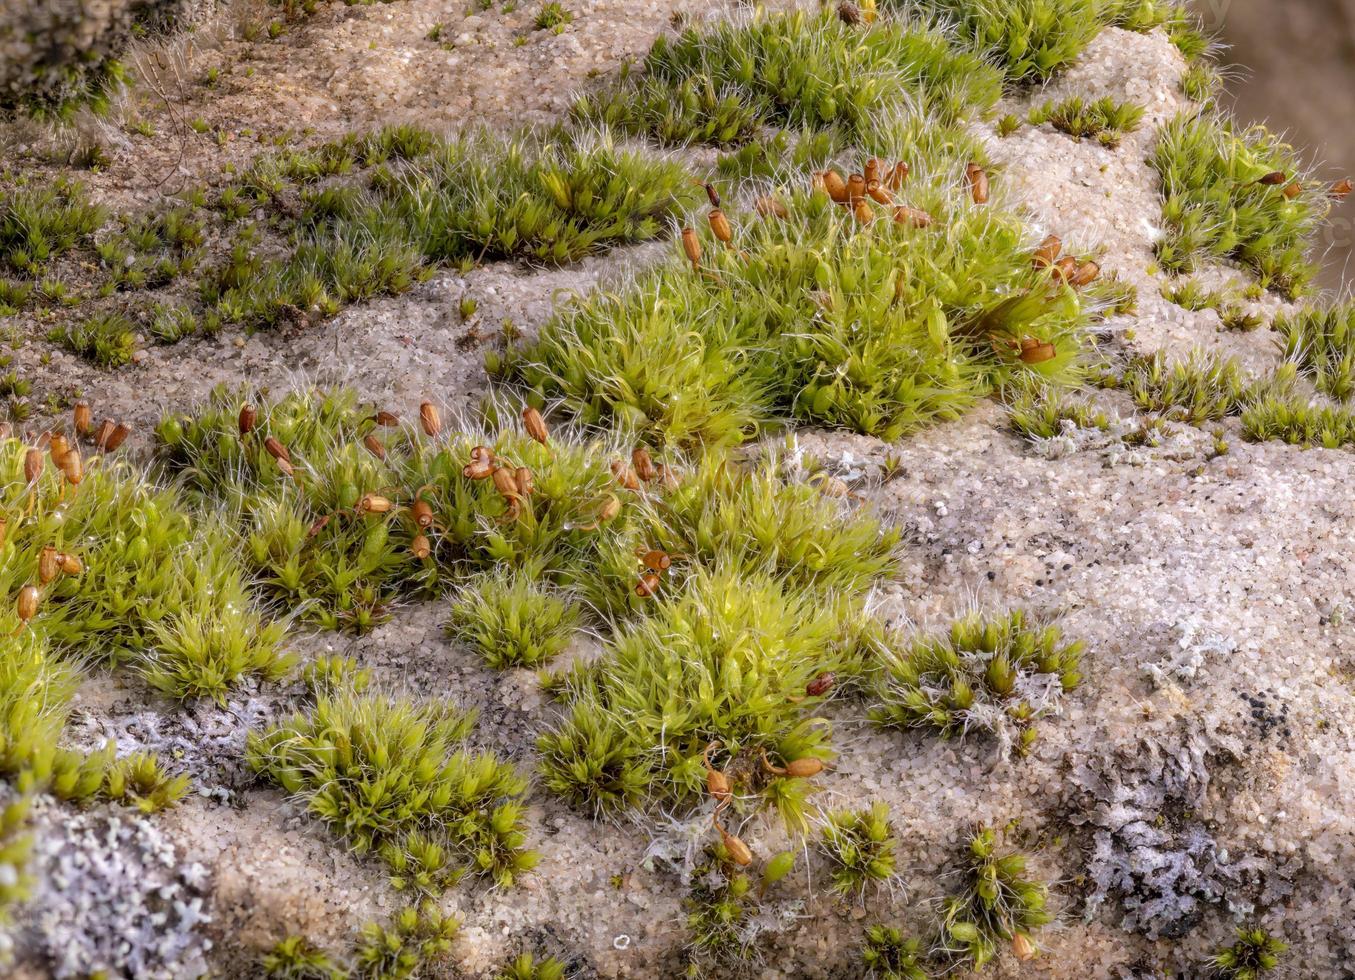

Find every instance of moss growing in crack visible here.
[1240,395,1355,449]
[1210,926,1287,979]
[938,826,1051,967]
[301,653,373,696]
[861,924,925,980]
[101,751,191,814]
[1029,96,1144,148]
[539,568,864,823]
[572,11,1002,149]
[447,571,579,670]
[495,952,568,980]
[265,902,460,980]
[1277,301,1355,401]
[871,610,1082,756]
[818,802,897,900]
[511,171,1092,449]
[247,690,538,890]
[1151,112,1328,298]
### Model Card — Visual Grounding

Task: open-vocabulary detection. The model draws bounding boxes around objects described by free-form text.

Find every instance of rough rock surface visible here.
[2,3,1354,979]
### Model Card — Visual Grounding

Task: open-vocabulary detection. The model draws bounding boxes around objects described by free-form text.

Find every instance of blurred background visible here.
[1197,0,1355,291]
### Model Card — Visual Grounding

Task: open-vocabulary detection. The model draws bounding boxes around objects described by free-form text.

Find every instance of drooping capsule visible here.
[708,209,733,245]
[846,173,866,205]
[681,227,702,270]
[264,436,290,463]
[1070,260,1101,287]
[410,534,432,560]
[238,404,257,435]
[105,423,131,452]
[1018,338,1057,364]
[39,547,60,585]
[522,406,549,445]
[1032,234,1062,269]
[966,163,990,205]
[853,199,874,224]
[73,401,92,436]
[24,448,43,485]
[59,552,83,575]
[866,180,894,205]
[17,585,39,623]
[821,169,849,204]
[363,434,387,460]
[884,161,909,191]
[409,498,434,528]
[419,401,442,437]
[1330,178,1353,201]
[638,549,672,572]
[806,671,835,697]
[893,206,932,228]
[631,446,657,482]
[753,195,789,219]
[635,571,662,598]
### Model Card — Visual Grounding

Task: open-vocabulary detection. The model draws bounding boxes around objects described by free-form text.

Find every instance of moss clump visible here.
[1124,349,1257,424]
[1151,112,1328,298]
[861,924,925,980]
[1240,395,1355,449]
[819,802,897,899]
[1210,926,1287,979]
[533,2,572,31]
[1277,301,1355,401]
[0,180,107,276]
[1030,95,1144,148]
[938,826,1052,968]
[247,690,538,890]
[101,751,191,814]
[510,172,1092,449]
[871,610,1083,756]
[1005,381,1109,440]
[49,312,138,368]
[447,571,579,670]
[494,952,568,980]
[264,902,460,980]
[539,569,863,824]
[573,10,1002,148]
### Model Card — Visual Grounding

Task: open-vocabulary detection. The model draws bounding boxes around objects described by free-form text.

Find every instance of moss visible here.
[1160,277,1224,312]
[101,751,191,814]
[1240,395,1355,449]
[1030,95,1144,148]
[0,793,33,927]
[1151,112,1328,298]
[265,902,460,980]
[534,2,572,31]
[1005,380,1109,440]
[861,924,925,980]
[938,826,1051,967]
[447,571,579,670]
[1210,926,1287,979]
[818,802,897,899]
[1277,301,1355,401]
[1124,349,1254,424]
[0,180,107,276]
[49,312,138,367]
[494,952,568,980]
[871,610,1082,756]
[913,0,1109,82]
[572,11,1002,148]
[247,690,538,890]
[511,171,1092,449]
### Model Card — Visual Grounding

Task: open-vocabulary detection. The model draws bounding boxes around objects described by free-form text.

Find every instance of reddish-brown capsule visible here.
[73,400,92,436]
[238,404,257,435]
[522,406,549,445]
[363,434,387,460]
[638,549,671,572]
[1282,181,1302,200]
[463,457,495,480]
[356,493,393,514]
[1019,338,1057,364]
[822,169,849,204]
[753,195,789,219]
[105,423,131,452]
[1070,260,1101,287]
[893,206,933,228]
[701,181,721,208]
[885,161,909,191]
[597,494,621,523]
[409,498,434,528]
[806,671,835,697]
[17,585,39,623]
[631,446,657,482]
[470,444,494,462]
[635,571,662,598]
[1330,178,1353,201]
[717,825,753,867]
[491,465,520,500]
[49,433,70,467]
[681,227,702,270]
[24,448,43,484]
[708,209,733,245]
[59,552,83,575]
[837,0,862,25]
[853,199,874,224]
[514,466,534,497]
[866,180,894,205]
[1257,170,1287,186]
[61,449,80,483]
[1012,933,1036,962]
[611,460,641,491]
[1052,255,1079,283]
[1032,234,1062,269]
[419,402,442,437]
[846,173,866,205]
[306,514,332,539]
[264,436,290,463]
[966,163,990,204]
[784,757,824,778]
[374,410,400,427]
[863,157,883,184]
[706,767,732,804]
[410,534,432,560]
[275,457,295,478]
[93,419,116,451]
[39,547,60,585]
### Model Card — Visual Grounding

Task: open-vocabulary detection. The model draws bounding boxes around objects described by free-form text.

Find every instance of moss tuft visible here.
[447,571,579,670]
[1277,301,1355,401]
[938,826,1052,968]
[819,802,897,899]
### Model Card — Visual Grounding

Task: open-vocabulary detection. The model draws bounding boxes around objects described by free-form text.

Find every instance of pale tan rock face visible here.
[2,4,1354,979]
